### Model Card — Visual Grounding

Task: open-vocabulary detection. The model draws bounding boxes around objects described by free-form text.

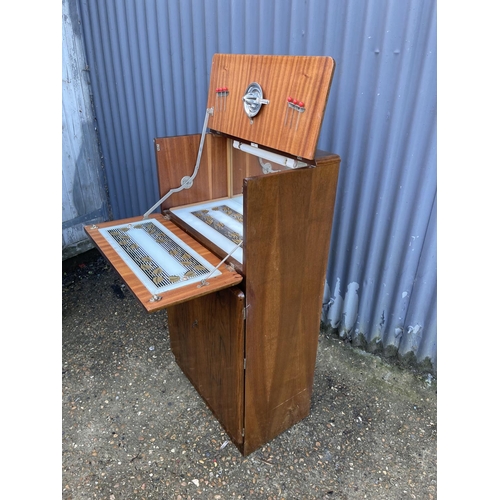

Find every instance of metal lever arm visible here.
[242,95,269,105]
[143,107,213,218]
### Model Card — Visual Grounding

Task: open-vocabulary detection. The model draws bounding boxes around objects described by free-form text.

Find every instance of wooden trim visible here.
[227,137,233,198]
[314,151,341,165]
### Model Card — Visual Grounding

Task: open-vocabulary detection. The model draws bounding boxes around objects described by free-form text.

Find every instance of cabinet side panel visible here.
[155,133,228,210]
[242,159,340,455]
[167,287,245,448]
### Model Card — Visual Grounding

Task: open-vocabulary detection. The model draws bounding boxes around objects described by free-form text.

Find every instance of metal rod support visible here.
[143,108,214,218]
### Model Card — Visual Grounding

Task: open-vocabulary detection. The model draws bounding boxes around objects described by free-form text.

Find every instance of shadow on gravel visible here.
[62,249,437,499]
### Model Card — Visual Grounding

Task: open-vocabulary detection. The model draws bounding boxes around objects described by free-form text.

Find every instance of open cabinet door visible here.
[84,214,242,313]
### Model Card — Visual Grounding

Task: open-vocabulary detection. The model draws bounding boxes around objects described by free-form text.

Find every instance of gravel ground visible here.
[62,250,437,499]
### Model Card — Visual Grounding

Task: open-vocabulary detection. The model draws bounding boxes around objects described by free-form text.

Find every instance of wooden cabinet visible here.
[85,54,341,455]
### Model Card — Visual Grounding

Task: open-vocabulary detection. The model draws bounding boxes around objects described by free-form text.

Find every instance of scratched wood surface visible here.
[242,156,341,455]
[84,214,242,313]
[155,133,229,211]
[207,54,335,160]
[168,286,245,449]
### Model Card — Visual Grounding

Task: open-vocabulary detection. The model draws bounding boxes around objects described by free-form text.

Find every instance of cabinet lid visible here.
[207,54,335,161]
[85,214,243,313]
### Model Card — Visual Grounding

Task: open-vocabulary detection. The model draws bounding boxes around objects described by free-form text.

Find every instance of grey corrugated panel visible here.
[75,0,436,373]
[324,0,436,373]
[62,0,109,259]
[400,191,437,369]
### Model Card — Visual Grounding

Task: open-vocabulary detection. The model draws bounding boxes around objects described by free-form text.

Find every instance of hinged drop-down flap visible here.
[84,214,243,313]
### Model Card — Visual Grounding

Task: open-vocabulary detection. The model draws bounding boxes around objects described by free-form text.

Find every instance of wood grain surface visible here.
[207,54,335,160]
[242,157,341,455]
[155,133,228,211]
[231,145,288,195]
[84,214,242,313]
[168,287,245,449]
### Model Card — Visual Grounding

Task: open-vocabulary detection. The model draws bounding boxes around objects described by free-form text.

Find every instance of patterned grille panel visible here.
[192,209,243,244]
[100,220,218,294]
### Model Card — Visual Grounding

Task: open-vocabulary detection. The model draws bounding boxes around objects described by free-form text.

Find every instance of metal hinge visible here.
[243,358,246,370]
[241,428,245,437]
[156,143,160,151]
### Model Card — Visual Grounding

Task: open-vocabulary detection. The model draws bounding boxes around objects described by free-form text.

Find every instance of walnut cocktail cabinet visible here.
[85,54,341,456]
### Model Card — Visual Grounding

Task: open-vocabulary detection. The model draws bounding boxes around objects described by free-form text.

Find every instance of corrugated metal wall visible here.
[62,0,110,259]
[73,0,436,374]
